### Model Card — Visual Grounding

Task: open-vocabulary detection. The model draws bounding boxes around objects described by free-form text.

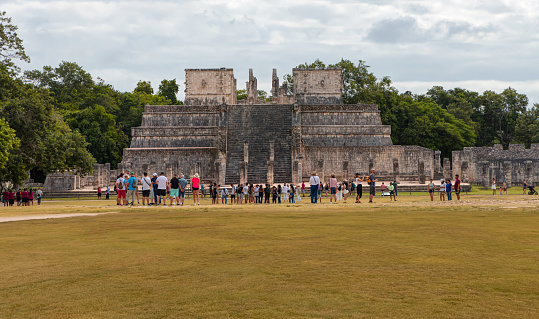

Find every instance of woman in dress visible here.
[491,178,496,196]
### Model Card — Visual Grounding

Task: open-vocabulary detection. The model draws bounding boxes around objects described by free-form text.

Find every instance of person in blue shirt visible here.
[127,172,138,205]
[445,178,453,201]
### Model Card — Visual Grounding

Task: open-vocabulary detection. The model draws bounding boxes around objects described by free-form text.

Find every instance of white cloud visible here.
[3,0,539,104]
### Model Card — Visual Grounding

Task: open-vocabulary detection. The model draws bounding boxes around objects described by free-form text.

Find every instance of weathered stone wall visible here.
[301,145,434,182]
[184,68,236,105]
[452,144,539,186]
[119,148,218,182]
[299,104,393,147]
[293,68,343,105]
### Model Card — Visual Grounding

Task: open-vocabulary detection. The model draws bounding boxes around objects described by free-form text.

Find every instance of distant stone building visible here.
[452,144,539,187]
[119,67,435,184]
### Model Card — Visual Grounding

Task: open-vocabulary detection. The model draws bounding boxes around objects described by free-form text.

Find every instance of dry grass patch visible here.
[0,200,538,318]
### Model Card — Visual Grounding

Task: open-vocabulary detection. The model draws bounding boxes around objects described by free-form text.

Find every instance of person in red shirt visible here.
[454,174,461,200]
[21,189,29,206]
[191,173,201,206]
[8,190,15,206]
[2,190,8,206]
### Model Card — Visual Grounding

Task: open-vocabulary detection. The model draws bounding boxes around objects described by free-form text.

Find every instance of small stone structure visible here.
[43,164,116,192]
[452,144,539,187]
[119,68,436,184]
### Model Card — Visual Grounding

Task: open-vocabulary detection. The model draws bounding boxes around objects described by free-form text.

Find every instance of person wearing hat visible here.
[368,169,378,203]
[191,173,201,205]
[439,179,446,201]
[151,173,158,205]
[127,172,138,205]
[309,171,321,204]
[178,174,188,205]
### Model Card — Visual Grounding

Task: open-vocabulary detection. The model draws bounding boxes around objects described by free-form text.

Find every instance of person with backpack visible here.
[127,172,138,206]
[368,169,378,203]
[116,173,127,206]
[141,172,152,206]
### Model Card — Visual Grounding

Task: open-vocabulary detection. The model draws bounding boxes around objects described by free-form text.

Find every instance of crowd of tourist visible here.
[2,169,534,208]
[2,188,43,207]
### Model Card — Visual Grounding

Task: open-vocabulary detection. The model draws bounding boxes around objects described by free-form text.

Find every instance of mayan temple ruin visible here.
[42,67,539,192]
[117,67,436,185]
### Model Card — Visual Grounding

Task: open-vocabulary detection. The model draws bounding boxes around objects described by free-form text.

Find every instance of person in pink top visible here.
[191,173,201,205]
[301,182,305,197]
[329,174,338,204]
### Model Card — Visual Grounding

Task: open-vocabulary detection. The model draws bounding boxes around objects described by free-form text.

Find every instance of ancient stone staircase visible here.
[225,105,293,184]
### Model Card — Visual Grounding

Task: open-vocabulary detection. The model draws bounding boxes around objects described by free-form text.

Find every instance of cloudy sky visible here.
[5,0,539,104]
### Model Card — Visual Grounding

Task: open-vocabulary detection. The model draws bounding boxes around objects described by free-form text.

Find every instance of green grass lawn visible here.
[1,198,538,318]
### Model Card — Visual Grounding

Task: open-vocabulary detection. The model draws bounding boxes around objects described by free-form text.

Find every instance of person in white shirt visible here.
[282,184,289,203]
[141,172,152,206]
[156,172,168,206]
[243,184,249,204]
[309,172,321,204]
[116,174,127,206]
[220,185,229,204]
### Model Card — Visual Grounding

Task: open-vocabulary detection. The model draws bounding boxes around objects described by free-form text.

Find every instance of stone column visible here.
[267,141,275,185]
[504,161,512,187]
[443,158,451,179]
[293,160,301,184]
[434,151,441,175]
[392,159,400,183]
[240,142,249,185]
[317,159,324,183]
[418,160,425,184]
[343,161,349,182]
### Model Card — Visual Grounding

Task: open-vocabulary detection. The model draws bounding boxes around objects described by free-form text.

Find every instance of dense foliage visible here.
[285,59,537,159]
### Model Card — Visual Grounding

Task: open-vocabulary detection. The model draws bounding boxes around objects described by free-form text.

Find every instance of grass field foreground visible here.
[1,198,538,318]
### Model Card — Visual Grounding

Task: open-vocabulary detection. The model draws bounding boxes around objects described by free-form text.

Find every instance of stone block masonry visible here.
[452,144,539,187]
[116,67,436,185]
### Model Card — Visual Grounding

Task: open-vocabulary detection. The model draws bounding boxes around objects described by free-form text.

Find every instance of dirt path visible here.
[0,212,118,223]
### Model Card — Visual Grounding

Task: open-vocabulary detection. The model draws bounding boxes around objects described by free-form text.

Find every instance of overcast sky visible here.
[5,0,539,104]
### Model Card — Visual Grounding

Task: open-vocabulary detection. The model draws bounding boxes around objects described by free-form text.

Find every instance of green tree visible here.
[0,118,19,170]
[236,89,247,101]
[513,104,539,148]
[0,65,95,186]
[134,80,154,95]
[158,79,180,104]
[66,105,128,166]
[0,11,30,72]
[479,88,528,148]
[24,61,95,110]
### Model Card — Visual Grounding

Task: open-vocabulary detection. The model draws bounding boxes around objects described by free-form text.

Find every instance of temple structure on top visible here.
[119,67,435,185]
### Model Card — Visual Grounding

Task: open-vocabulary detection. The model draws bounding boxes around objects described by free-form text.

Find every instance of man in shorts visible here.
[141,172,152,205]
[238,184,244,204]
[178,174,188,205]
[127,172,138,205]
[368,169,378,203]
[169,173,180,205]
[156,172,168,206]
[116,174,127,206]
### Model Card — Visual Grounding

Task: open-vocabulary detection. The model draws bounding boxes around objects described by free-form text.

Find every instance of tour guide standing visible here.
[368,169,378,203]
[309,172,321,204]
